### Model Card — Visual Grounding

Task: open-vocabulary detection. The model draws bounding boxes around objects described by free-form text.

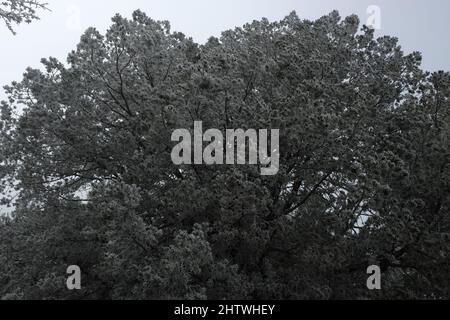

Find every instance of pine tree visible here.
[0,10,448,300]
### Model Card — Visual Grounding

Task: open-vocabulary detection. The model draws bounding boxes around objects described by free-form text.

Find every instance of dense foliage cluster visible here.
[0,10,449,299]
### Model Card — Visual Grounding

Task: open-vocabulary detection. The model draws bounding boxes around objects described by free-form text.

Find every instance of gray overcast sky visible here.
[1,0,450,101]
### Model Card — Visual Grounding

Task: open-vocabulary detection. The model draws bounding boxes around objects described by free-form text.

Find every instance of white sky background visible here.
[0,0,450,101]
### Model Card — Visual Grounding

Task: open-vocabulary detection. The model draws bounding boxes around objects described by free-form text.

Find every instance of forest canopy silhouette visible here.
[0,10,449,300]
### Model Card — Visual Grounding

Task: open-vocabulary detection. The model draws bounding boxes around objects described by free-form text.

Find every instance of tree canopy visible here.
[0,0,48,34]
[0,10,449,299]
